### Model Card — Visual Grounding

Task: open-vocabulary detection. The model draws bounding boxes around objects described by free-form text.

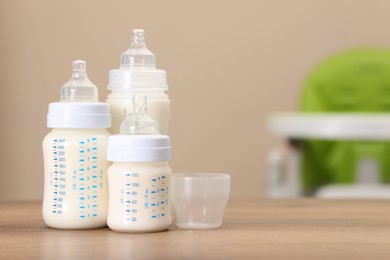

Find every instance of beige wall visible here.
[1,0,390,200]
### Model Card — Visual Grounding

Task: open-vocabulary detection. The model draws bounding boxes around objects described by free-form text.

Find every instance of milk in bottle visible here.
[42,60,111,229]
[106,95,172,232]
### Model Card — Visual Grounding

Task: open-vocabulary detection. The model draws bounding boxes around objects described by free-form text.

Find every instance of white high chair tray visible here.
[316,184,390,199]
[269,113,390,140]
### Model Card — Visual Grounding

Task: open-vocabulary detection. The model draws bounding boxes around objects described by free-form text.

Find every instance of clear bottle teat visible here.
[120,29,156,69]
[60,60,98,102]
[120,95,160,134]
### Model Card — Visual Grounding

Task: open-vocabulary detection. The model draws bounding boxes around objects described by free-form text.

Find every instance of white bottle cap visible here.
[107,134,172,163]
[47,102,111,129]
[108,29,168,91]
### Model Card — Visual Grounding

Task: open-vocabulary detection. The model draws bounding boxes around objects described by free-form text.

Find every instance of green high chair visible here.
[268,48,390,198]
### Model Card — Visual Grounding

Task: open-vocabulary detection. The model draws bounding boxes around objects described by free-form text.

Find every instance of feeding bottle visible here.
[42,60,111,229]
[106,29,170,134]
[107,94,172,232]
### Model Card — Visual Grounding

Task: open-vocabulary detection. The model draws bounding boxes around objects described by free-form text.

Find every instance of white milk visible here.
[107,162,172,232]
[106,134,172,232]
[107,91,170,134]
[107,29,170,134]
[42,129,110,229]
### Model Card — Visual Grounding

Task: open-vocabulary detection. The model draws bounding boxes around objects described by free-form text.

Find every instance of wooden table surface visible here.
[2,200,390,259]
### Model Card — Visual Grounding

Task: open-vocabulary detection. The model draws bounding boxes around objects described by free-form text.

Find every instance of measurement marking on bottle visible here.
[123,172,140,223]
[76,137,101,219]
[120,172,170,222]
[51,139,67,215]
[92,137,99,218]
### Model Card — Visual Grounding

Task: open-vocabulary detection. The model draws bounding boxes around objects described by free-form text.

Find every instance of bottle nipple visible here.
[120,95,160,134]
[60,60,98,102]
[120,29,156,69]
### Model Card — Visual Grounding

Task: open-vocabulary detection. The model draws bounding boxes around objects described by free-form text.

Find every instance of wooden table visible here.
[2,200,390,259]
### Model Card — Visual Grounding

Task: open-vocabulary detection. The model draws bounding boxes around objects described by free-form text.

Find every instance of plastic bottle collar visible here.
[47,102,111,129]
[107,134,172,163]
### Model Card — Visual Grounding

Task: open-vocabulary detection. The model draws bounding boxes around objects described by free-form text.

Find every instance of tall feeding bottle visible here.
[107,95,172,232]
[42,60,111,229]
[106,29,170,134]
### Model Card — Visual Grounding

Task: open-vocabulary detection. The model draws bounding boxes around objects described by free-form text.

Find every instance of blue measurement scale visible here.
[50,137,101,219]
[51,139,66,214]
[78,137,100,219]
[123,172,169,223]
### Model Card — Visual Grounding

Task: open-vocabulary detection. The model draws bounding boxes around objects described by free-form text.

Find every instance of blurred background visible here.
[1,0,390,200]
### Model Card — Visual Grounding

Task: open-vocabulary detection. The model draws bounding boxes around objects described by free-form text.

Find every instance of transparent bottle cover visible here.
[120,29,156,69]
[60,60,98,102]
[120,95,160,134]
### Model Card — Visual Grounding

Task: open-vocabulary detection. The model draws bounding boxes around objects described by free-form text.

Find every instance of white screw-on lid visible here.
[107,134,172,163]
[47,102,111,129]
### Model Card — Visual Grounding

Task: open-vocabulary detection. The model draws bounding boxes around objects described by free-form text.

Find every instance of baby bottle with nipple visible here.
[107,94,172,232]
[42,60,111,229]
[106,29,170,134]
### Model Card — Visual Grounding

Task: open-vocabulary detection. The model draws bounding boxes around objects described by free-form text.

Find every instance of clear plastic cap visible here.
[120,29,156,69]
[60,60,98,102]
[120,94,160,134]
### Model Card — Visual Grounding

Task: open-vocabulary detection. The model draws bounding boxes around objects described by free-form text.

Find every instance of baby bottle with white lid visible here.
[42,60,111,229]
[107,94,172,232]
[106,29,170,134]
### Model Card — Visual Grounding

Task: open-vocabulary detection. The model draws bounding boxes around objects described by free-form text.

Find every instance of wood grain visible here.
[2,200,390,259]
